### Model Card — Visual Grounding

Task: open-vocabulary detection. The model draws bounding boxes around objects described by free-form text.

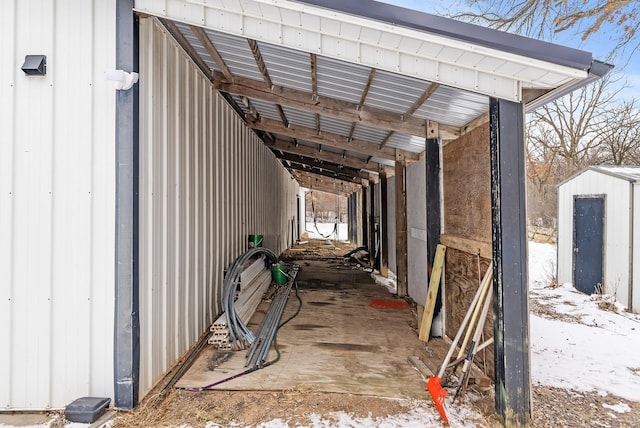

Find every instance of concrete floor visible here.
[0,413,49,426]
[176,258,433,399]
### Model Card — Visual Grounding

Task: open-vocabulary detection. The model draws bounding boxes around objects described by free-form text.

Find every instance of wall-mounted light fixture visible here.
[22,55,47,75]
[104,69,139,90]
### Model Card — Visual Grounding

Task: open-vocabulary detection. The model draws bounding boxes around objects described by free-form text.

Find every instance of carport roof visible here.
[134,0,612,194]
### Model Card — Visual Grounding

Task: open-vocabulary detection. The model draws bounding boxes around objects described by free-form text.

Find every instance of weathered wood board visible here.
[442,124,491,243]
[444,247,494,379]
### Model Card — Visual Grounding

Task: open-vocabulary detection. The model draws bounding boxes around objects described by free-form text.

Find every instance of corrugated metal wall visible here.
[557,170,631,306]
[138,17,299,398]
[0,0,117,410]
[407,159,427,305]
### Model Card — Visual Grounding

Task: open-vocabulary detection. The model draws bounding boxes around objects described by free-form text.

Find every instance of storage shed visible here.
[558,166,640,312]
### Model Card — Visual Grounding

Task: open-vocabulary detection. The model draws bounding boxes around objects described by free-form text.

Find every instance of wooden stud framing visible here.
[395,152,408,297]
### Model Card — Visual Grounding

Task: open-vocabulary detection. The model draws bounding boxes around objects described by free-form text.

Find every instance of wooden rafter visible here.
[379,83,440,149]
[213,72,435,137]
[297,181,353,196]
[274,151,370,181]
[247,39,272,88]
[310,53,318,98]
[162,20,213,79]
[191,26,233,81]
[407,83,440,116]
[292,175,360,194]
[290,169,361,187]
[346,68,377,143]
[266,139,387,172]
[284,162,366,183]
[248,116,418,161]
[248,38,290,128]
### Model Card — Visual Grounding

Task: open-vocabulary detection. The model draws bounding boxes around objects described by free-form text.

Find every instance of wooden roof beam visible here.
[297,181,353,196]
[249,116,418,162]
[267,138,390,173]
[290,169,362,188]
[284,162,366,183]
[214,72,442,138]
[274,151,368,179]
[294,178,359,195]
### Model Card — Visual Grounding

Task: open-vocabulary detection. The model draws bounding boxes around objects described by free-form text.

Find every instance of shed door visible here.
[573,196,604,295]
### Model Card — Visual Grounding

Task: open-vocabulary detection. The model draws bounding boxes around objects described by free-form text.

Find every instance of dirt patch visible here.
[528,295,582,323]
[531,386,640,428]
[112,388,414,427]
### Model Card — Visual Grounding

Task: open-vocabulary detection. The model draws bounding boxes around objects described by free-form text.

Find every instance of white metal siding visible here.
[138,17,299,398]
[633,183,640,312]
[0,0,117,410]
[407,159,427,305]
[557,170,632,306]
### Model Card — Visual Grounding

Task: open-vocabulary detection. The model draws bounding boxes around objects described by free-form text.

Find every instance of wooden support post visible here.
[395,151,408,297]
[369,184,376,267]
[490,98,532,427]
[380,171,389,277]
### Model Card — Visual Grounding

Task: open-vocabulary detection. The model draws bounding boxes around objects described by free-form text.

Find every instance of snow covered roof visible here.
[558,165,640,186]
[589,165,640,182]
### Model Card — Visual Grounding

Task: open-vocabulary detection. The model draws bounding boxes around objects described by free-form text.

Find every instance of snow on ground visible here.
[372,269,397,293]
[528,242,640,402]
[4,241,640,428]
[304,222,348,241]
[253,398,488,428]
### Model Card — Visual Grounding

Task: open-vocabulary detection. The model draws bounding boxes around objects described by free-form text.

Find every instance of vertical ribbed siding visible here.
[0,0,117,410]
[557,170,631,305]
[138,17,299,398]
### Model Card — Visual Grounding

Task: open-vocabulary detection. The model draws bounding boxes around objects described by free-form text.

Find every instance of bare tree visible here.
[456,0,640,54]
[527,74,620,174]
[593,99,640,164]
[524,75,628,227]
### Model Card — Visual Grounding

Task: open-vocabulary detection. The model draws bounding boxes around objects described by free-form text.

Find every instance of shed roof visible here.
[559,165,640,186]
[590,166,640,182]
[133,0,612,194]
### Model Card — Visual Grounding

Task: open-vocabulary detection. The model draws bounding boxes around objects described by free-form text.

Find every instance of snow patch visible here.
[602,402,631,413]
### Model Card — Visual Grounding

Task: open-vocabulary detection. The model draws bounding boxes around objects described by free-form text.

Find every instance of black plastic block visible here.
[64,397,111,424]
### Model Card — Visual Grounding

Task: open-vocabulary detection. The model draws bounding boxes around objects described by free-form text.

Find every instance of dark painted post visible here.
[114,0,140,410]
[380,172,389,277]
[489,98,531,427]
[347,194,353,242]
[352,192,357,244]
[361,189,368,248]
[425,136,442,321]
[369,183,377,267]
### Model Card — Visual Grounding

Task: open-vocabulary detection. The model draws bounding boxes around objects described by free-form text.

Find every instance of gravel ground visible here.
[530,385,639,428]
